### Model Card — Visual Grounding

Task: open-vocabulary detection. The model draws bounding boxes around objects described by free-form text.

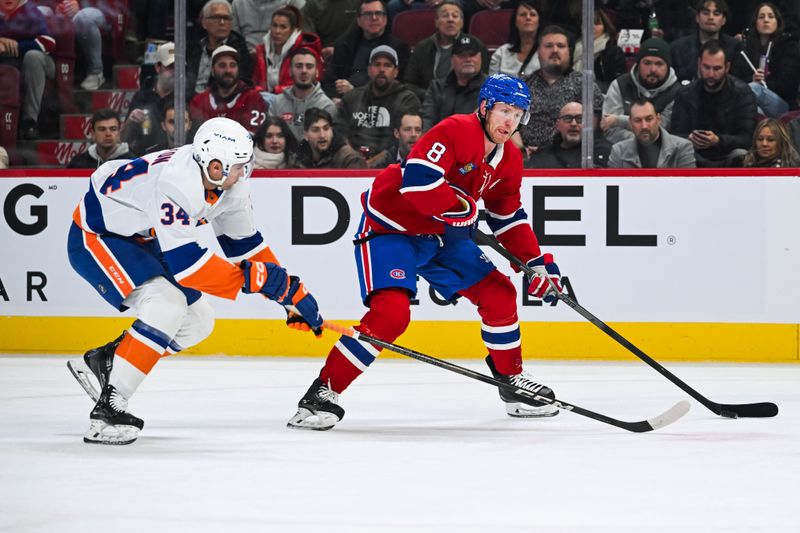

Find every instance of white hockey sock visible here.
[109,357,147,399]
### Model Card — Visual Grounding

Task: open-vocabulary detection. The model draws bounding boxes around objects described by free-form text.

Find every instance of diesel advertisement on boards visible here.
[1,175,798,323]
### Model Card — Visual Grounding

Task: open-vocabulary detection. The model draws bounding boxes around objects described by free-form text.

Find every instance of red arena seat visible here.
[468,9,513,51]
[392,9,437,50]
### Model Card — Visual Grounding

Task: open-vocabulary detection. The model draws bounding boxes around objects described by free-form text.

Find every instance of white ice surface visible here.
[0,355,798,533]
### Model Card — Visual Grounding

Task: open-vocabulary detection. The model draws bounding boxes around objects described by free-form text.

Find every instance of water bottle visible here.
[648,10,660,31]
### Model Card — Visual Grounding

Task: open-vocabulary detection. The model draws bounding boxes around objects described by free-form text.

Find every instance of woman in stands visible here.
[253,115,298,169]
[488,0,545,79]
[741,117,800,167]
[573,9,627,93]
[252,5,323,97]
[731,2,800,118]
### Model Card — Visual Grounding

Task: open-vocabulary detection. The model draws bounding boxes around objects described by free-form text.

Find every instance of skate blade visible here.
[67,359,100,402]
[83,420,139,445]
[286,408,339,431]
[506,402,560,418]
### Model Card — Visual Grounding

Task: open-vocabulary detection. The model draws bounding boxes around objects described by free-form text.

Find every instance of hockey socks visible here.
[320,288,411,393]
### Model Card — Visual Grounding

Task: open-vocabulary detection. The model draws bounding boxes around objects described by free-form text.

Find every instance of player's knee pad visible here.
[124,276,189,340]
[462,270,518,326]
[172,297,215,351]
[360,288,412,342]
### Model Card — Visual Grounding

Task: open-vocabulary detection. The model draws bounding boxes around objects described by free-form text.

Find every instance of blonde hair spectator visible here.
[742,117,800,167]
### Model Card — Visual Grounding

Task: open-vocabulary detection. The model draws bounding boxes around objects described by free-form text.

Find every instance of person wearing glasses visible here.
[527,102,612,168]
[609,97,696,168]
[321,0,410,101]
[188,0,253,98]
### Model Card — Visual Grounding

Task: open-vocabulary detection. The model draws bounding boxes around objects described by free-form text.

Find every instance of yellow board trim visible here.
[0,317,797,362]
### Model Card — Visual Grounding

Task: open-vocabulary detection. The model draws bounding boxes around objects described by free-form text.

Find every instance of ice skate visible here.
[287,378,345,431]
[67,333,124,402]
[485,356,559,418]
[84,384,144,445]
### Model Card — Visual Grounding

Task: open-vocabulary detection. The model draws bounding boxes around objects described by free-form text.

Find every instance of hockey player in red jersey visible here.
[288,73,564,430]
[67,117,324,445]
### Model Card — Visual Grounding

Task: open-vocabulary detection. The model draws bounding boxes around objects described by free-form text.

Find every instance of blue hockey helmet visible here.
[478,73,531,125]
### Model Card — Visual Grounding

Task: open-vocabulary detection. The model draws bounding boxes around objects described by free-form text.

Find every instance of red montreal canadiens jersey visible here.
[189,86,267,133]
[362,113,542,263]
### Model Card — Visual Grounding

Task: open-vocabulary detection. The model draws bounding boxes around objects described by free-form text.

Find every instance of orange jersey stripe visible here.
[247,245,280,265]
[83,231,135,298]
[115,333,161,374]
[180,254,244,300]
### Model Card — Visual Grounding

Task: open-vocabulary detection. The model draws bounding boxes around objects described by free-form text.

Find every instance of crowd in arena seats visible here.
[1,0,800,169]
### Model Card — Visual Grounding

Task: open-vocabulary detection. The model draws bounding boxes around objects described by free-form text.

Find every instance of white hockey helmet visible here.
[192,117,254,186]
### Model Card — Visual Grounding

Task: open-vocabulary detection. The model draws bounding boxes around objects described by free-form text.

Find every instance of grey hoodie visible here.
[268,82,337,141]
[602,64,682,144]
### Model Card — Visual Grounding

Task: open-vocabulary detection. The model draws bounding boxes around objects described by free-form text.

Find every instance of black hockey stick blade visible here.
[472,229,779,419]
[323,321,690,433]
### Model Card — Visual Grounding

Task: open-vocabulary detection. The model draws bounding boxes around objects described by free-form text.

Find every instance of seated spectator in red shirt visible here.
[0,0,56,140]
[189,45,267,133]
[252,5,323,97]
[67,108,135,168]
[293,108,366,169]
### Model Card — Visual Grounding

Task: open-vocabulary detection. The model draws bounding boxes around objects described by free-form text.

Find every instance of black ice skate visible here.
[485,355,559,418]
[67,333,124,402]
[84,384,144,445]
[287,377,345,431]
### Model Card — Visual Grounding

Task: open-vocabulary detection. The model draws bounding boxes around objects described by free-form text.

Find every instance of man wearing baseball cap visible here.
[121,42,178,155]
[601,37,684,144]
[421,34,487,130]
[189,45,267,133]
[339,45,420,158]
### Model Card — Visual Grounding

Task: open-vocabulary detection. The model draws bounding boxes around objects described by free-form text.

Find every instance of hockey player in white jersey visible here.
[66,117,324,445]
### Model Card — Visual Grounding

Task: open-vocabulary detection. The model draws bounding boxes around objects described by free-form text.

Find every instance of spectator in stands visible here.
[366,110,422,168]
[528,101,612,169]
[670,0,743,82]
[489,0,543,80]
[609,97,696,168]
[269,47,337,142]
[231,0,306,53]
[53,1,118,91]
[0,0,55,141]
[573,8,626,93]
[302,0,360,61]
[731,2,800,118]
[160,102,193,150]
[188,0,252,98]
[322,0,410,101]
[670,40,757,167]
[293,108,366,168]
[66,108,135,168]
[403,1,488,101]
[420,34,486,131]
[601,38,683,145]
[518,25,604,155]
[253,6,323,97]
[740,116,800,166]
[253,115,299,169]
[340,45,420,157]
[122,42,175,156]
[189,45,268,133]
[0,145,8,168]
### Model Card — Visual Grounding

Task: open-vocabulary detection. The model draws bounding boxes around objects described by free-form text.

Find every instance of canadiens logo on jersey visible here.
[458,163,476,175]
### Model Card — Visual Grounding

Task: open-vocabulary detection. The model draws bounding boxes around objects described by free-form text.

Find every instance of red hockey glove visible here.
[281,276,324,337]
[526,253,562,303]
[241,260,289,301]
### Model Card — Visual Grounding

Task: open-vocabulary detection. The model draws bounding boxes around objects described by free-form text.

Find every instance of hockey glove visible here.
[241,260,289,301]
[440,191,479,240]
[281,276,324,337]
[526,253,562,303]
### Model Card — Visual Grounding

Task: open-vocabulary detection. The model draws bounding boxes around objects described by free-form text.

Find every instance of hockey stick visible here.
[472,229,779,419]
[322,320,690,433]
